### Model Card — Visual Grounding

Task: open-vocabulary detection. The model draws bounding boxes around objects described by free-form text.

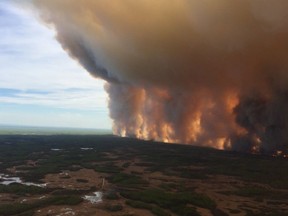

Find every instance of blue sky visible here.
[0,1,112,129]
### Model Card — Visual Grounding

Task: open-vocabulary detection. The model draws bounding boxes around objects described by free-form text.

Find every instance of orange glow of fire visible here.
[113,88,262,150]
[186,112,202,143]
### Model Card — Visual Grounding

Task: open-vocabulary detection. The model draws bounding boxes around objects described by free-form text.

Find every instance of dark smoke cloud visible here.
[32,0,288,153]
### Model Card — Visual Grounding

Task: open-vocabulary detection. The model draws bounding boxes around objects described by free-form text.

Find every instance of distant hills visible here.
[0,125,112,135]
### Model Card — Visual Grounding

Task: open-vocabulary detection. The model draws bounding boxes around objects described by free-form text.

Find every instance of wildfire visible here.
[112,87,245,150]
[272,150,288,158]
[34,0,288,154]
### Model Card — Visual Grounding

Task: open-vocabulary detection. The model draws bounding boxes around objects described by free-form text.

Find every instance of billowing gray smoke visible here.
[32,0,288,153]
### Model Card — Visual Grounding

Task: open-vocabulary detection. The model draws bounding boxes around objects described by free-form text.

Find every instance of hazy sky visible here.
[0,1,111,129]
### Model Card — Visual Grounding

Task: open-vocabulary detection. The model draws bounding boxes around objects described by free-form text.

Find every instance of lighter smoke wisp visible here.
[33,0,288,153]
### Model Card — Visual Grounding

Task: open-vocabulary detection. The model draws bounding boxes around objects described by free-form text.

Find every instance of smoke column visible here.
[32,0,288,153]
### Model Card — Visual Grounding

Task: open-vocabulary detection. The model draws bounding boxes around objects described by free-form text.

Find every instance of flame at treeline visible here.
[33,0,288,153]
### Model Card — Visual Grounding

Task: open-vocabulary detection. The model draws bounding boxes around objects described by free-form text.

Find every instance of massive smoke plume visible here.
[32,0,288,153]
